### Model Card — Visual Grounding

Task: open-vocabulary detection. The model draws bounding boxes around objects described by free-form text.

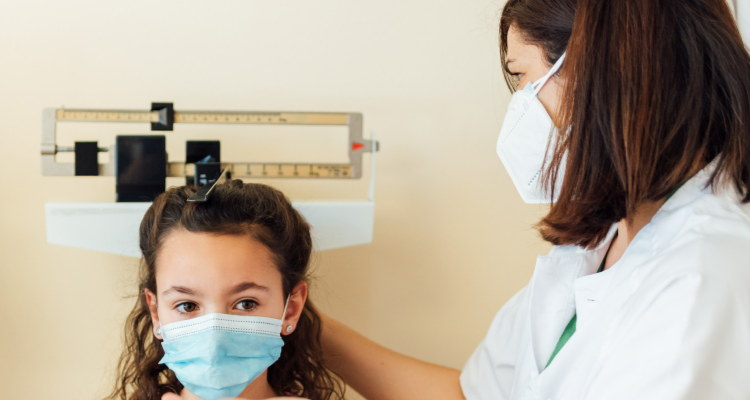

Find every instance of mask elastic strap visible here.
[155,299,164,337]
[281,294,291,321]
[532,52,566,96]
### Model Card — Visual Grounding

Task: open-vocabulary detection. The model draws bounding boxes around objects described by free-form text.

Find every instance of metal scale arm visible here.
[41,103,379,179]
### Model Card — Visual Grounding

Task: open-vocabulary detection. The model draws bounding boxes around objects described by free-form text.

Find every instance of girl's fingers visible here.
[162,394,307,400]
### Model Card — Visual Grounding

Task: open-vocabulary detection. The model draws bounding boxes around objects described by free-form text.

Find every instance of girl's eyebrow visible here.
[229,281,269,295]
[162,285,199,297]
[160,282,269,297]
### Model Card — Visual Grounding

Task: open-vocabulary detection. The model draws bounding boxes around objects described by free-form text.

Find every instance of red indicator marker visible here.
[352,143,365,151]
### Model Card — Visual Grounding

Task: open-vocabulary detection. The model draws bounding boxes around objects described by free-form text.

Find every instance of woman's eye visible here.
[236,299,258,311]
[512,73,523,83]
[175,302,197,313]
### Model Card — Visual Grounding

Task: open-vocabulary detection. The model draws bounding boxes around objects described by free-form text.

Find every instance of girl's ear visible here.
[144,289,163,340]
[281,281,308,336]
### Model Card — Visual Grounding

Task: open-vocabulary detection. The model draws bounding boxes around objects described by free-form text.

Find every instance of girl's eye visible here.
[175,302,197,314]
[511,73,523,83]
[236,299,259,311]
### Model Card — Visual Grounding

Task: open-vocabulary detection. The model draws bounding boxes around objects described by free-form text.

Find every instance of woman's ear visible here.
[144,289,163,340]
[281,281,308,336]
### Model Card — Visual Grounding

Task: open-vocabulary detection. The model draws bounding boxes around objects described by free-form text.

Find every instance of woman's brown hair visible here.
[502,0,750,248]
[106,180,344,400]
[500,0,577,91]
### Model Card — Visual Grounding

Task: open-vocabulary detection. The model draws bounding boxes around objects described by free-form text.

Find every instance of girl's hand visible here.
[161,392,308,400]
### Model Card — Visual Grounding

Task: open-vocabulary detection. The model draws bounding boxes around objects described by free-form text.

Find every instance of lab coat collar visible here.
[522,161,726,398]
[524,222,659,399]
[565,163,723,345]
[659,158,722,214]
[527,225,617,373]
[525,217,667,399]
[573,262,616,331]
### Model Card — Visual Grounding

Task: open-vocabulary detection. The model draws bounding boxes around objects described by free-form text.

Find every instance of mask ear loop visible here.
[532,52,566,96]
[281,294,291,321]
[154,299,164,339]
[281,294,293,333]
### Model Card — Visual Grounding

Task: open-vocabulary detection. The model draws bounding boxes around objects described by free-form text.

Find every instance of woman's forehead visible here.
[506,25,547,69]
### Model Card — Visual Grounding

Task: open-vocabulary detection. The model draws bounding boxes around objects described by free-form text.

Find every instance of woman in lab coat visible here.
[315,0,750,399]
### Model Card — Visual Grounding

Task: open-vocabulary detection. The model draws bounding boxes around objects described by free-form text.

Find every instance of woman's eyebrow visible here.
[505,59,517,74]
[162,286,200,297]
[229,281,270,295]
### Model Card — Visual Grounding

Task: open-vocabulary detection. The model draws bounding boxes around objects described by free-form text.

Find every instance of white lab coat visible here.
[460,163,750,400]
[738,0,750,46]
[730,0,750,47]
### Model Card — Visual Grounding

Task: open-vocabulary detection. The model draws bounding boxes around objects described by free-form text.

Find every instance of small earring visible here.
[156,328,162,335]
[286,326,293,333]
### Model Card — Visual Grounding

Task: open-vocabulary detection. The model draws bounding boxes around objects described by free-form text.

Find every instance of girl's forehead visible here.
[155,229,283,292]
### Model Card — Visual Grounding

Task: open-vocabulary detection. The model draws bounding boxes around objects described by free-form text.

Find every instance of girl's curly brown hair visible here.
[106,180,345,400]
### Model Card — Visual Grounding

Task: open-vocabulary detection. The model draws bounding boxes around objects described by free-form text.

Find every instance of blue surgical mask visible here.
[157,301,288,400]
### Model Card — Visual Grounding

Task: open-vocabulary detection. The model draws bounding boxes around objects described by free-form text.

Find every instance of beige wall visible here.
[0,1,553,399]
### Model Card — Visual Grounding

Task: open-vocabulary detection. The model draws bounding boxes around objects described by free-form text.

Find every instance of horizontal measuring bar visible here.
[56,109,159,122]
[55,109,349,125]
[169,162,354,179]
[175,111,349,125]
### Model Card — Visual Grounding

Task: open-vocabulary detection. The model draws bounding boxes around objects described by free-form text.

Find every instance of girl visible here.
[106,180,344,400]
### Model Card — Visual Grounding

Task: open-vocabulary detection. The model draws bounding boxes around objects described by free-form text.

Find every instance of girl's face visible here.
[506,24,564,126]
[144,229,307,338]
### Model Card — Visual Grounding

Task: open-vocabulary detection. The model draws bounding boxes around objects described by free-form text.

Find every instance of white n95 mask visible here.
[497,53,566,204]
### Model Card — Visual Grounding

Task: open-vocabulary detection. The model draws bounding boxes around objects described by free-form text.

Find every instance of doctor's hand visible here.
[161,392,308,400]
